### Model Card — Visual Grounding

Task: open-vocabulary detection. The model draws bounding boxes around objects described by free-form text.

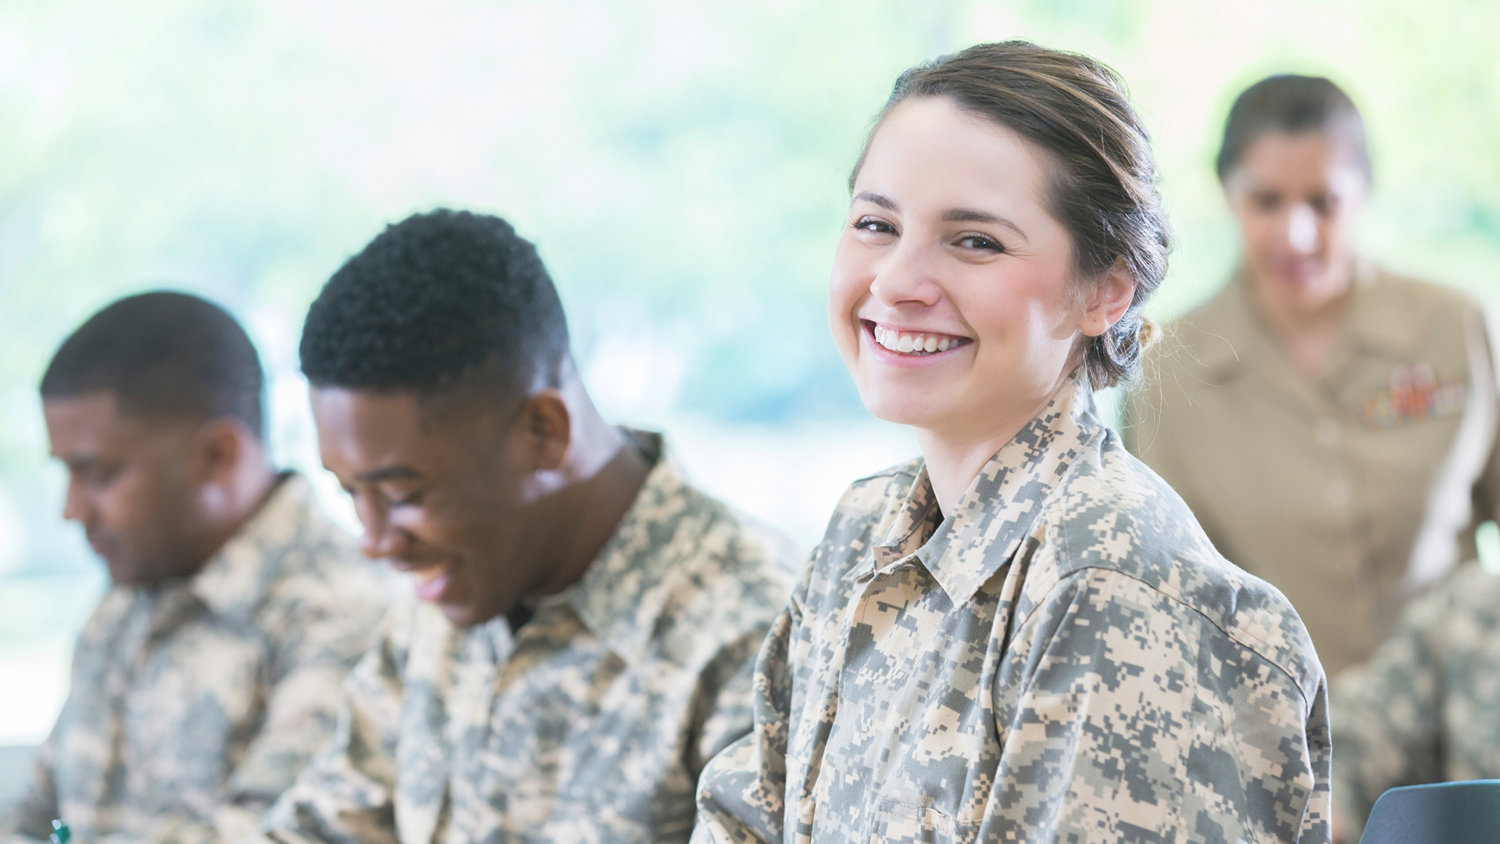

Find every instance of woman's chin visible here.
[857,392,943,430]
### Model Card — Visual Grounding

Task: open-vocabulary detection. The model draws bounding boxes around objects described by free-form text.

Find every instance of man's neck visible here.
[530,422,652,600]
[189,462,280,577]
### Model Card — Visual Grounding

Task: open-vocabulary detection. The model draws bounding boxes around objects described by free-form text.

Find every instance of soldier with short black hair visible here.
[1,290,389,843]
[257,209,800,843]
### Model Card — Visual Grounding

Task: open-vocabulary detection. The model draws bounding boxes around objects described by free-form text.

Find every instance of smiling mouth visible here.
[398,561,454,602]
[865,321,972,356]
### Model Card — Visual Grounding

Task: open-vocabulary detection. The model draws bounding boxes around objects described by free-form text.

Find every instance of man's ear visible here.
[517,390,572,471]
[1079,260,1138,338]
[193,417,249,485]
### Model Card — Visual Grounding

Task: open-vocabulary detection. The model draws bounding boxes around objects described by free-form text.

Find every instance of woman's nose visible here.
[1286,204,1320,254]
[870,242,943,307]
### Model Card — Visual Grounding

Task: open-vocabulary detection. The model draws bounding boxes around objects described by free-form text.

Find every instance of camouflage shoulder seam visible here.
[1015,565,1317,708]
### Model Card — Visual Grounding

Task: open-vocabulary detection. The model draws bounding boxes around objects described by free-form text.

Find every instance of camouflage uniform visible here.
[257,433,801,844]
[0,474,389,844]
[1330,563,1500,842]
[694,377,1332,843]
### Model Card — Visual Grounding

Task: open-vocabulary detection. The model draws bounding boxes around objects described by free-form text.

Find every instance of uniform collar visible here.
[1192,258,1418,378]
[562,429,706,666]
[187,472,313,620]
[865,374,1101,604]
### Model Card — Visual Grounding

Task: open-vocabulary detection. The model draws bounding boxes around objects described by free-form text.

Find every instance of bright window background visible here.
[2,0,1497,772]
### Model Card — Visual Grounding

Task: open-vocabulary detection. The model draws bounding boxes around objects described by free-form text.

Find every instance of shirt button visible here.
[1326,479,1352,509]
[1314,418,1342,447]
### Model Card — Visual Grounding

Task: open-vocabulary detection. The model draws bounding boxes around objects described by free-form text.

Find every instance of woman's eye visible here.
[1251,193,1281,212]
[852,216,896,235]
[956,234,1003,252]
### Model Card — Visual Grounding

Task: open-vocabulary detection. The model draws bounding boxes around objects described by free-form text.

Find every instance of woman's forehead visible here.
[859,99,1051,198]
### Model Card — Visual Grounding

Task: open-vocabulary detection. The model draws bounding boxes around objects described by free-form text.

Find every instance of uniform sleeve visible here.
[251,616,407,844]
[212,588,389,841]
[1328,579,1453,843]
[690,595,800,844]
[987,569,1330,843]
[0,728,60,843]
[2,597,114,844]
[686,621,777,777]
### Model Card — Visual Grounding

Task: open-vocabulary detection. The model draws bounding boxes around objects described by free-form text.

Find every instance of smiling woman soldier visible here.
[693,42,1330,843]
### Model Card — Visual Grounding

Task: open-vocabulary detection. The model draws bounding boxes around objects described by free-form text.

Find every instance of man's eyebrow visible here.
[352,466,422,484]
[58,456,100,473]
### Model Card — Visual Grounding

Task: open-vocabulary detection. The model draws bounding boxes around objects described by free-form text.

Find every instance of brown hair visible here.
[1215,74,1371,185]
[850,40,1171,389]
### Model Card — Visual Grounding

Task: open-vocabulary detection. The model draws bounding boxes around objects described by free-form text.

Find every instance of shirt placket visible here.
[810,557,925,838]
[443,625,504,843]
[118,588,197,817]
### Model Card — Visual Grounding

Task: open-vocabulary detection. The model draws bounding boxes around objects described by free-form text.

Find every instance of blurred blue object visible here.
[1359,780,1500,843]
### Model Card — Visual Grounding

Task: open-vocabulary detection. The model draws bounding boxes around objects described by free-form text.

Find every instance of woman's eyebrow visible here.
[853,191,1029,243]
[941,208,1029,242]
[853,191,898,211]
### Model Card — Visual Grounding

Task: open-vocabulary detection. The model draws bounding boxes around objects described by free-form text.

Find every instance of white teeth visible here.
[871,324,965,355]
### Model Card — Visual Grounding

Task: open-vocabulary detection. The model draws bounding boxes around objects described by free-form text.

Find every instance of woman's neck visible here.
[1248,266,1355,377]
[916,379,1070,517]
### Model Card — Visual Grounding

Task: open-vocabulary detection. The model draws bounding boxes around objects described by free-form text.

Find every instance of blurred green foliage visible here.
[1,0,1497,585]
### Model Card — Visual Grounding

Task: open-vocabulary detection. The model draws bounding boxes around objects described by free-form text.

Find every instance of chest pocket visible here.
[865,797,972,844]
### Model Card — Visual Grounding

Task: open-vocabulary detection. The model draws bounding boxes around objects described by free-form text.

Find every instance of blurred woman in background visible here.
[1124,75,1500,677]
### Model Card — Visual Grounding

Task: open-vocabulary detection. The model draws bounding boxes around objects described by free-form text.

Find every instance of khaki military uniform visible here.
[1329,562,1500,842]
[256,433,800,844]
[1122,262,1500,675]
[693,376,1330,844]
[0,474,390,844]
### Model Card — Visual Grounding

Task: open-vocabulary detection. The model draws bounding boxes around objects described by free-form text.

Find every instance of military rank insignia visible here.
[1359,362,1468,428]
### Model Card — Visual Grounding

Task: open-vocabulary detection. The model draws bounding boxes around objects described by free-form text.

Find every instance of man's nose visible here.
[354,494,411,560]
[62,476,91,524]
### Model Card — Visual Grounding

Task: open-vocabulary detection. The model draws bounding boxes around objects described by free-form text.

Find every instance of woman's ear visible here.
[518,390,572,471]
[1079,260,1138,338]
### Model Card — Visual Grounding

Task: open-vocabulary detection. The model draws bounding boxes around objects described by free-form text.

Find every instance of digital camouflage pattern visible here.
[694,376,1332,844]
[0,474,390,844]
[256,434,801,844]
[1330,563,1500,843]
